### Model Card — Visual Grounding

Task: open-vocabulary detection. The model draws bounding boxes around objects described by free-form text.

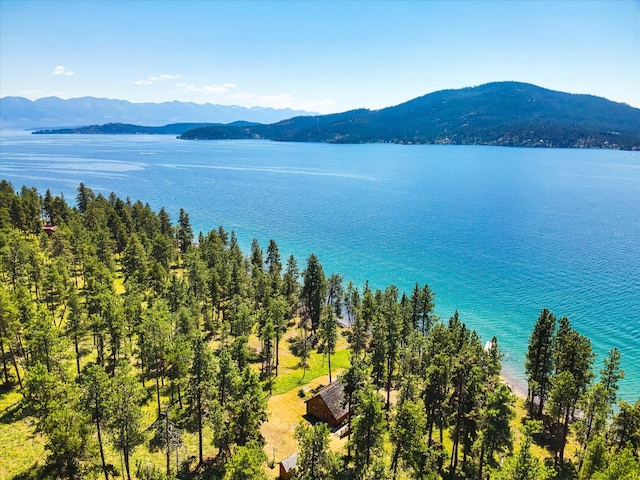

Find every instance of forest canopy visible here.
[0,179,638,480]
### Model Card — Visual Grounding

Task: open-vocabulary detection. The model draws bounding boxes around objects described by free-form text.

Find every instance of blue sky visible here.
[1,0,638,113]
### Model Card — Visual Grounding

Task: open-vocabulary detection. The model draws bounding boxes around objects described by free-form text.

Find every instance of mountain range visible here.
[0,96,314,129]
[178,82,640,149]
[4,82,639,149]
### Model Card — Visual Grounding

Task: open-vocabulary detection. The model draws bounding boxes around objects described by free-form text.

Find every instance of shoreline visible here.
[500,363,528,400]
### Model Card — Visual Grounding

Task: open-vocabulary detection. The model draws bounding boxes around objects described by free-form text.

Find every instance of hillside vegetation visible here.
[0,181,638,480]
[179,82,640,150]
[32,122,259,136]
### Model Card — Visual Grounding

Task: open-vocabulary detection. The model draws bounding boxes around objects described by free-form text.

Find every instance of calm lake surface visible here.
[1,131,639,401]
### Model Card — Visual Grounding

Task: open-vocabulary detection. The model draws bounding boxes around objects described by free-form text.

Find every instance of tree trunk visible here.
[558,406,571,464]
[74,333,81,375]
[96,417,108,480]
[477,443,485,480]
[275,333,280,376]
[386,366,392,411]
[0,337,10,385]
[165,414,171,477]
[197,394,203,465]
[124,446,132,480]
[155,373,162,419]
[391,443,401,480]
[8,342,22,388]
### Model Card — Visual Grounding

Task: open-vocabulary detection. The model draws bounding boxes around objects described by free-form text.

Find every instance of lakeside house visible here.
[304,381,348,427]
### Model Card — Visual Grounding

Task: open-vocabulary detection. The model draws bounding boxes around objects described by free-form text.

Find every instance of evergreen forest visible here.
[0,180,638,480]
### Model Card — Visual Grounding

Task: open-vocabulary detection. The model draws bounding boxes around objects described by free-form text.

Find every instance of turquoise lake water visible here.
[1,131,639,401]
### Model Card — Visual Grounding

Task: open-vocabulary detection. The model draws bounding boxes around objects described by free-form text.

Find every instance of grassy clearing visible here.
[270,329,351,396]
[272,348,350,396]
[0,389,46,480]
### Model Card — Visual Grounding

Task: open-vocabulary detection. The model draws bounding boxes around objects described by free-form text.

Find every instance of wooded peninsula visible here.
[0,181,638,480]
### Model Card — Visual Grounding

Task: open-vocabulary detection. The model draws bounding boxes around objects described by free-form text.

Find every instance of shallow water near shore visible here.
[1,131,639,401]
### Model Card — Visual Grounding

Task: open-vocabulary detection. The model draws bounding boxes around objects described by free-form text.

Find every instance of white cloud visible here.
[165,79,333,112]
[52,65,74,76]
[134,73,181,86]
[175,82,237,94]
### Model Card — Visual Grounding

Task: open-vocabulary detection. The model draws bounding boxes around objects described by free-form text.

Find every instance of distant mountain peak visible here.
[0,96,318,129]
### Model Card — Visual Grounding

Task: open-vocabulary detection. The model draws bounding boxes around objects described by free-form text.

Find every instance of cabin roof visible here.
[306,380,347,420]
[280,452,298,472]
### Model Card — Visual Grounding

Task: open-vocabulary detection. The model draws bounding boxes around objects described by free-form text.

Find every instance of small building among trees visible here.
[278,452,298,480]
[305,381,348,427]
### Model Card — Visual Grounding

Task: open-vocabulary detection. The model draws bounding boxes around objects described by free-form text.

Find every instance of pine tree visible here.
[223,441,268,480]
[350,385,386,477]
[294,422,336,480]
[476,382,515,480]
[187,335,216,465]
[525,308,556,418]
[492,421,553,480]
[176,207,193,255]
[320,309,338,382]
[341,358,367,458]
[107,361,144,480]
[550,317,595,465]
[301,253,326,333]
[231,366,268,447]
[390,397,428,479]
[610,398,640,453]
[81,363,112,480]
[66,290,85,375]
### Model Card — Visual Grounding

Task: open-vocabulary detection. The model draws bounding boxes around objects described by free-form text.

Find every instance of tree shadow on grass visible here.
[0,397,30,424]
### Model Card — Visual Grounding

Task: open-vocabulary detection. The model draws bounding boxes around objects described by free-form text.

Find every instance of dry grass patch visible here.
[263,370,348,476]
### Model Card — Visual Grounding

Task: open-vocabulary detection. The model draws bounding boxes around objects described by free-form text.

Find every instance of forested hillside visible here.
[32,121,261,135]
[0,181,638,480]
[179,82,640,150]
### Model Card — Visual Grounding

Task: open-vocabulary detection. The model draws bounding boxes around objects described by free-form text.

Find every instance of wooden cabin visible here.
[43,224,57,237]
[278,452,298,480]
[305,380,348,427]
